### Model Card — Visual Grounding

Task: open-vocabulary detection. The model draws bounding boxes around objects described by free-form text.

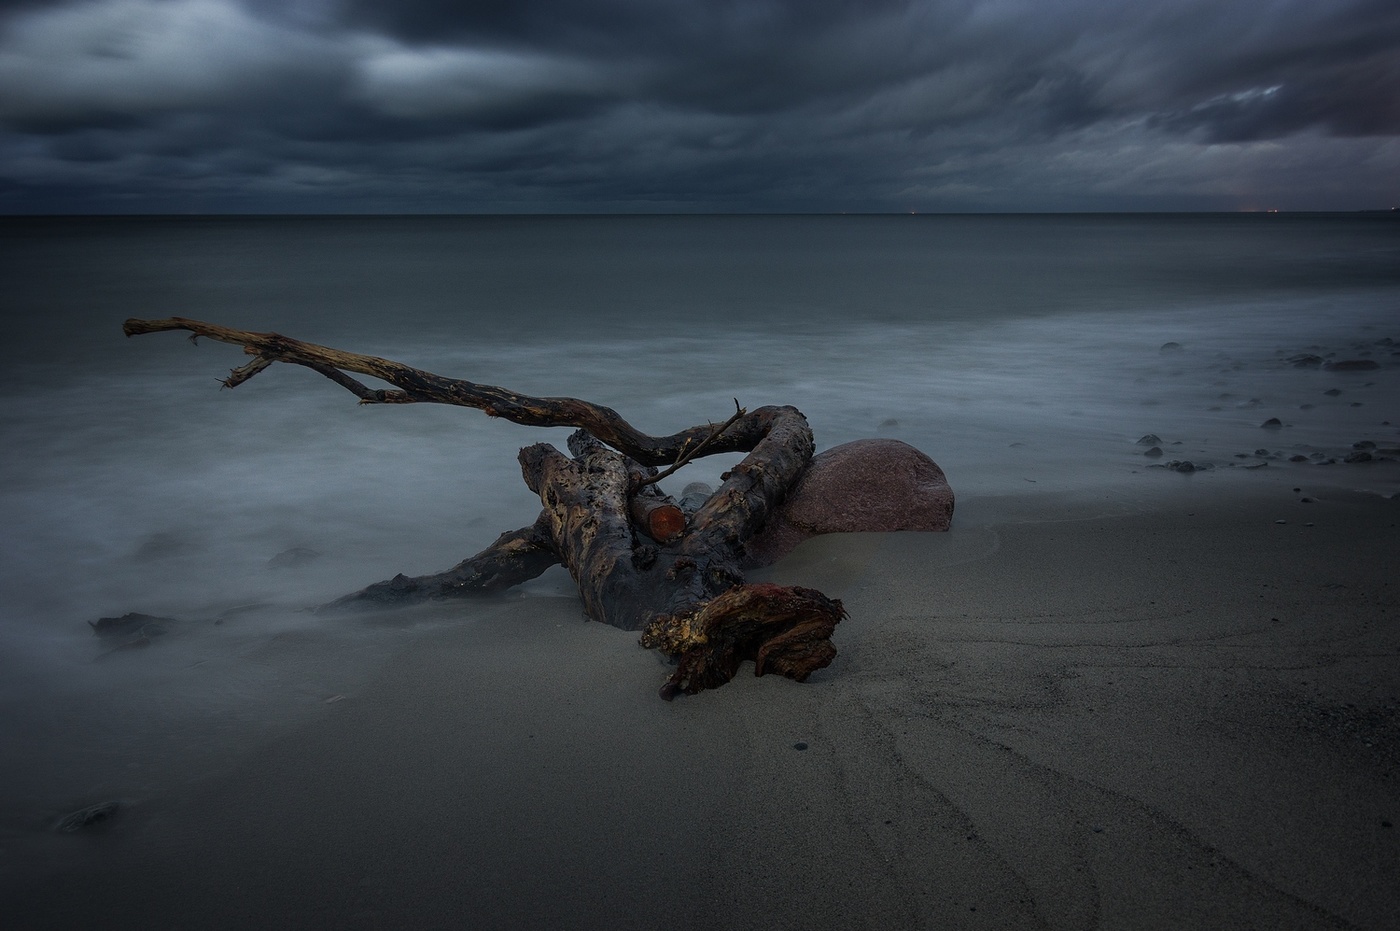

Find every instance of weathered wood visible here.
[640,583,846,700]
[629,496,686,545]
[125,317,844,697]
[323,515,559,611]
[124,317,795,467]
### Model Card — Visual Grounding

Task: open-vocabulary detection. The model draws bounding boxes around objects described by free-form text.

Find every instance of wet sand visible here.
[3,474,1399,930]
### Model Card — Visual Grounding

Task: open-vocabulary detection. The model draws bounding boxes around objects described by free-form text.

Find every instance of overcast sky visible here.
[0,0,1396,213]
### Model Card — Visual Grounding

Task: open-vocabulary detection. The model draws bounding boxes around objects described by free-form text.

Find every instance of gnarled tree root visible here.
[124,316,846,699]
[642,583,847,700]
[319,515,560,611]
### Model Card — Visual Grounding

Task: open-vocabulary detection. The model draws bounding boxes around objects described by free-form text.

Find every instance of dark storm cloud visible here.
[1146,0,1400,141]
[0,0,1395,212]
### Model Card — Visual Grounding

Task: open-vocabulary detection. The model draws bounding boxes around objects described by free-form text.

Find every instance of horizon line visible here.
[1,207,1396,220]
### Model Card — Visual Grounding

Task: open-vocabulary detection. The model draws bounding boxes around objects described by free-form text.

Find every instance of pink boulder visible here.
[745,438,954,567]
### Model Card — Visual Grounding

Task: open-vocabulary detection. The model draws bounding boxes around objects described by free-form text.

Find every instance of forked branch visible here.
[126,317,773,466]
[635,400,747,489]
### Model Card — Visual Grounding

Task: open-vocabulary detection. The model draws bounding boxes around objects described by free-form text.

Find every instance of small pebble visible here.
[1275,519,1287,525]
[793,742,808,751]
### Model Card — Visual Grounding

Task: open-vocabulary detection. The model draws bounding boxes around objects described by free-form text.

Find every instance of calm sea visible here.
[1,214,1397,824]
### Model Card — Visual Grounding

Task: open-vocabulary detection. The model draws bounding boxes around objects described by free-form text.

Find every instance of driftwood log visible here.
[124,317,845,699]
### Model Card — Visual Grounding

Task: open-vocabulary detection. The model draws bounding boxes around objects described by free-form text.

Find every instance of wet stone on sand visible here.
[55,801,120,833]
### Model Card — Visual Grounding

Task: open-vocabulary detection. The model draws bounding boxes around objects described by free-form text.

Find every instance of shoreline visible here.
[3,472,1399,929]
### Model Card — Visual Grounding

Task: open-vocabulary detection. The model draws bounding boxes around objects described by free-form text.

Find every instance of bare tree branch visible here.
[635,400,747,489]
[126,317,787,467]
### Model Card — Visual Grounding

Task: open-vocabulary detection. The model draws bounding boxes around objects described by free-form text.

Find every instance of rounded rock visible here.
[745,439,954,567]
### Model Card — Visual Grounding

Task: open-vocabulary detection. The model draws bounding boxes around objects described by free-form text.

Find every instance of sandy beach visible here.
[3,467,1398,930]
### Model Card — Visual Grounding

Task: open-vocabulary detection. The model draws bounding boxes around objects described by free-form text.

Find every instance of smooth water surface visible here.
[1,213,1397,832]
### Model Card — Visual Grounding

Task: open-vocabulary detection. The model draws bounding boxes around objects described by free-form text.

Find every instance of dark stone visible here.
[1324,388,1343,396]
[1354,440,1377,450]
[1324,359,1380,371]
[1166,460,1196,473]
[56,801,119,833]
[1345,451,1374,463]
[1261,418,1283,429]
[1136,434,1163,446]
[1159,342,1183,352]
[1144,446,1163,458]
[745,439,954,567]
[133,532,184,561]
[267,546,321,569]
[1288,354,1324,367]
[89,612,174,638]
[678,481,713,512]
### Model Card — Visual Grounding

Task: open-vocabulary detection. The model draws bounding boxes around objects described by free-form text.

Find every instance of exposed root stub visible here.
[641,583,846,700]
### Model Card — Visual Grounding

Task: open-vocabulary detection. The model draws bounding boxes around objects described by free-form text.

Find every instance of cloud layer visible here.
[1,0,1396,212]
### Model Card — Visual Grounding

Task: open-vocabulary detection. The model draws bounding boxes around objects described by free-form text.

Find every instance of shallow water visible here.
[1,214,1397,833]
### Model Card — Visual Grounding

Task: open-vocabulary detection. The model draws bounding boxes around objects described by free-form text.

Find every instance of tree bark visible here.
[125,317,844,698]
[320,514,560,610]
